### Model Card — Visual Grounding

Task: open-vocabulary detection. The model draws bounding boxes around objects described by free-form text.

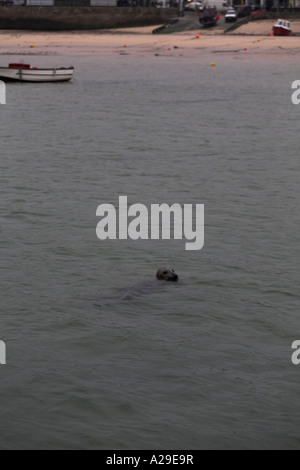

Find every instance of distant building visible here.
[91,0,117,4]
[13,0,175,4]
[19,0,118,4]
[25,0,54,5]
[17,0,165,4]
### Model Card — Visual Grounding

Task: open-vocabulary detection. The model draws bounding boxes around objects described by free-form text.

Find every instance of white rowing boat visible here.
[0,63,74,82]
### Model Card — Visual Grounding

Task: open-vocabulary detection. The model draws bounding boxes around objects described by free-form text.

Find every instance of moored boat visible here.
[0,63,74,82]
[272,19,292,37]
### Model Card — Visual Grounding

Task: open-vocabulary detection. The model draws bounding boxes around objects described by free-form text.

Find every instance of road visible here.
[160,10,228,34]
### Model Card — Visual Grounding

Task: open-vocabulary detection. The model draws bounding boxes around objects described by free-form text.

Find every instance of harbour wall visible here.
[0,6,179,30]
[268,11,300,19]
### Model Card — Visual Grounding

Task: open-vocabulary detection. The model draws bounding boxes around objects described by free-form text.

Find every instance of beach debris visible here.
[212,50,241,53]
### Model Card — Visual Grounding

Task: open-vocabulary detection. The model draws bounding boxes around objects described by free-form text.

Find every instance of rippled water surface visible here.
[1,51,300,449]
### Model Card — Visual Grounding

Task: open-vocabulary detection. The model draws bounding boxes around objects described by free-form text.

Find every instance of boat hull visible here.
[0,67,74,82]
[272,26,291,36]
[272,20,292,36]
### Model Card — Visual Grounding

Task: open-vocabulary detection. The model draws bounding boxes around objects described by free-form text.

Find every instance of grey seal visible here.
[85,268,180,305]
[156,267,179,282]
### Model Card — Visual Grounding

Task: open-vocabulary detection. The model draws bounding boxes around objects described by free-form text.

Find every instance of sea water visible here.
[1,50,300,449]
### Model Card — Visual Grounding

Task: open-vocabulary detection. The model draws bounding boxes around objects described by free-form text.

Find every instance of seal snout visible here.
[156,267,179,282]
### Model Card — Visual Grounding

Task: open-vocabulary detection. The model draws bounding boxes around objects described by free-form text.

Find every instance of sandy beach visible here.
[0,21,300,59]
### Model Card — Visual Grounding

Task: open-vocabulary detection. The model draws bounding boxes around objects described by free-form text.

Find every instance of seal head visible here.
[156,267,179,282]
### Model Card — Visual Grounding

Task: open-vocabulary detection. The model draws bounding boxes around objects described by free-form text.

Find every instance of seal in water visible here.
[84,268,180,305]
[156,267,179,282]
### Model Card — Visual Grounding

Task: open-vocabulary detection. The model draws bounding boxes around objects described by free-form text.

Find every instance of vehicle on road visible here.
[236,5,253,17]
[184,0,203,11]
[225,8,237,22]
[199,5,219,27]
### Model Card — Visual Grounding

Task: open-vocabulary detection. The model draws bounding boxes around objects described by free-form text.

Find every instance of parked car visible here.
[236,5,253,17]
[225,8,237,22]
[184,0,203,11]
[0,0,13,5]
[199,5,219,27]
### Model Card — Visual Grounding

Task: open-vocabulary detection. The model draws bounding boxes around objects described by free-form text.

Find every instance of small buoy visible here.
[244,47,247,51]
[257,39,261,42]
[168,47,171,51]
[196,34,200,39]
[31,44,35,48]
[210,62,216,67]
[123,45,127,48]
[270,33,274,37]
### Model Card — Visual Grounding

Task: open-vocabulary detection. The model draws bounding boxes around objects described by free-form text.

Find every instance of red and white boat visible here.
[0,63,74,82]
[272,19,292,36]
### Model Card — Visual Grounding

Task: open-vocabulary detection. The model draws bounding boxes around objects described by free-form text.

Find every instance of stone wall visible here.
[0,6,178,30]
[268,11,300,18]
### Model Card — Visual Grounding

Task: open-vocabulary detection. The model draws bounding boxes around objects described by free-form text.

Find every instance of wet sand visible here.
[0,23,300,58]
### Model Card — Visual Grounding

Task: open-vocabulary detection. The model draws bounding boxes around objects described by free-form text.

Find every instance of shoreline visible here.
[0,26,300,58]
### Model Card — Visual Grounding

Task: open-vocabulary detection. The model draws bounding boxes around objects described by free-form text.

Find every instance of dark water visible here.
[1,51,300,449]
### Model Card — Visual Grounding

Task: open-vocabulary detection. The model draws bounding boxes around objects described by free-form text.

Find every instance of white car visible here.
[184,1,203,11]
[225,8,238,22]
